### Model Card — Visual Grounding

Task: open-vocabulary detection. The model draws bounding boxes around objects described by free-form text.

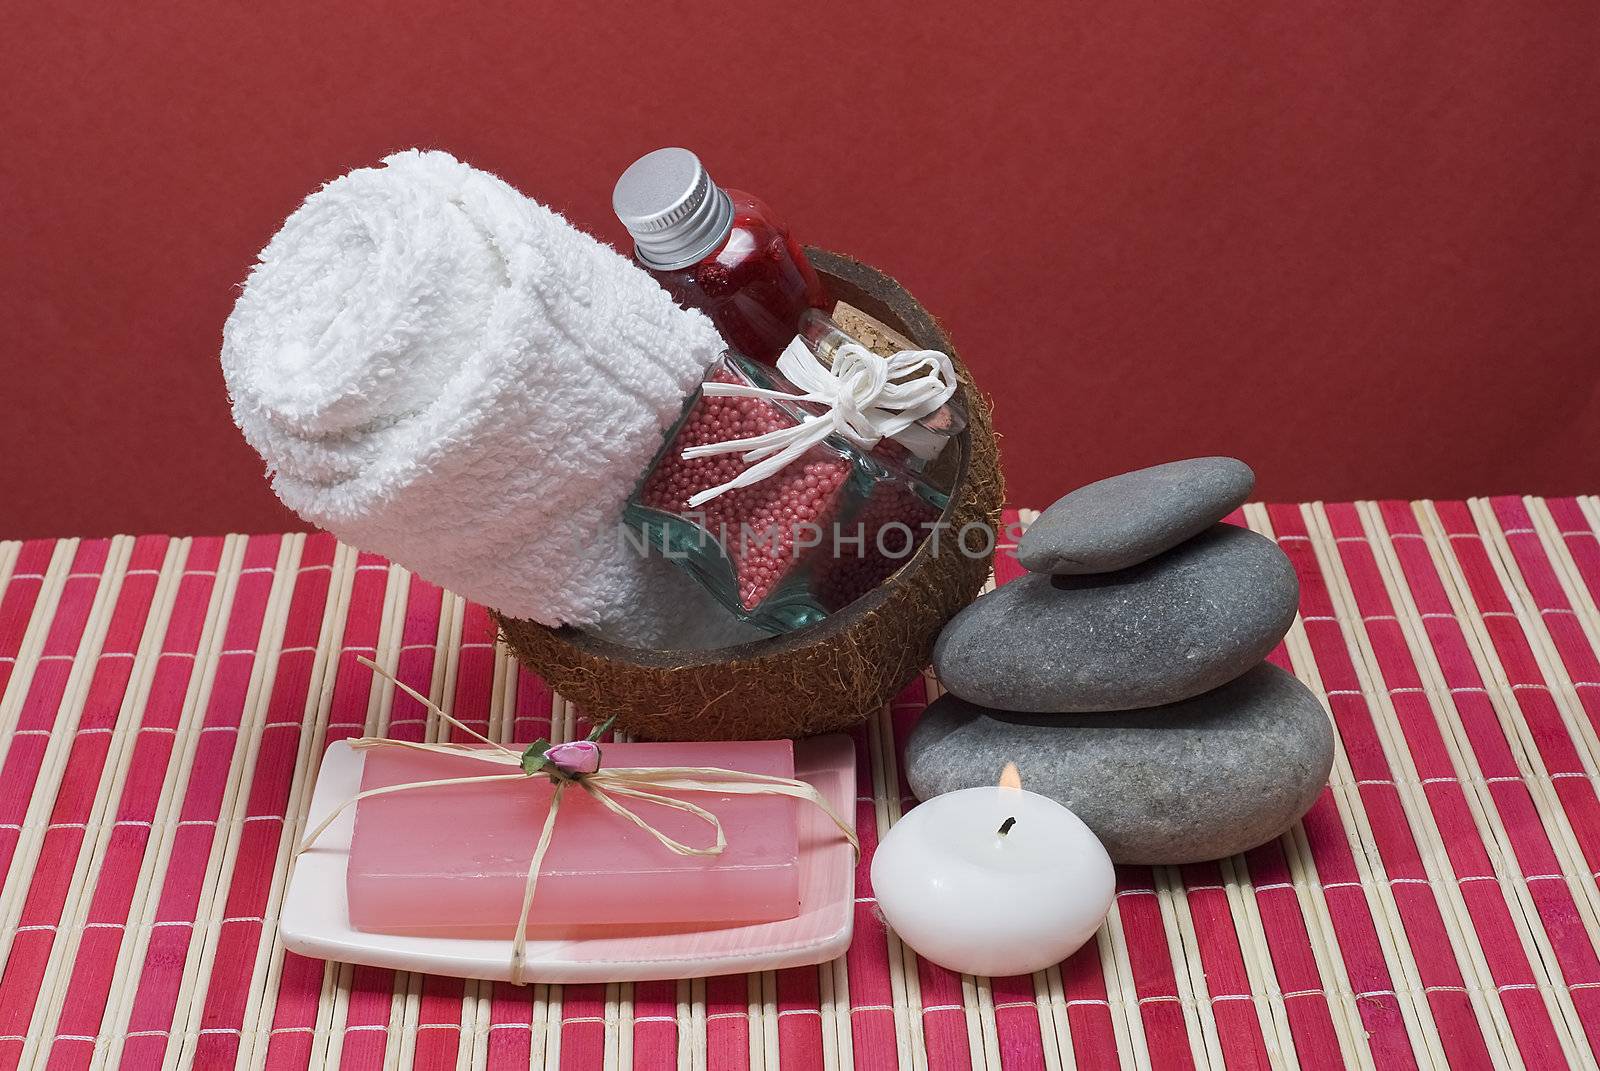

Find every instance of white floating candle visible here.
[870,763,1114,977]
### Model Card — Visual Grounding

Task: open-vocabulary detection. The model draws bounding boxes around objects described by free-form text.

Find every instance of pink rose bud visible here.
[545,739,601,776]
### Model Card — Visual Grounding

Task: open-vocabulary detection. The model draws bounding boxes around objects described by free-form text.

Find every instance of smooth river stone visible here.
[1018,457,1255,575]
[904,663,1334,864]
[935,523,1297,712]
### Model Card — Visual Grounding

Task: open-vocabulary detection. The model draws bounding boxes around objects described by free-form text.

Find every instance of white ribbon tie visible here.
[681,337,958,508]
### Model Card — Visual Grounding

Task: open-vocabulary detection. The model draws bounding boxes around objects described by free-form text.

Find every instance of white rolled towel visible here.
[222,149,753,647]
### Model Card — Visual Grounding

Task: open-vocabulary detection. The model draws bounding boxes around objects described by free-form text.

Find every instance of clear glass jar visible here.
[627,352,950,632]
[797,309,967,477]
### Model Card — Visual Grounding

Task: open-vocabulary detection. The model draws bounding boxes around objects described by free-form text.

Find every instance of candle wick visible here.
[998,816,1017,837]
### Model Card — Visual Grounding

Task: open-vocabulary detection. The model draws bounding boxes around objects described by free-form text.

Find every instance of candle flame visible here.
[998,762,1022,791]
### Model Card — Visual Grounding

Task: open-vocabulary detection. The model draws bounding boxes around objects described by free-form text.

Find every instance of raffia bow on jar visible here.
[296,657,858,983]
[682,335,960,507]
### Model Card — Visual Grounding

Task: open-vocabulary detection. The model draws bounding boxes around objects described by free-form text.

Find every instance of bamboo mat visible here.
[2,498,1600,1069]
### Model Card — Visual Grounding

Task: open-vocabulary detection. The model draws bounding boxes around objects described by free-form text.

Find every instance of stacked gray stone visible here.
[908,458,1335,864]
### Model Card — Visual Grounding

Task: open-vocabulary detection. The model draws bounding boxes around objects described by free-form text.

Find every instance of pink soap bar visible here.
[347,740,800,937]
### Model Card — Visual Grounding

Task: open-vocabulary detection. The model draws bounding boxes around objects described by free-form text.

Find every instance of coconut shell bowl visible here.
[495,249,1005,741]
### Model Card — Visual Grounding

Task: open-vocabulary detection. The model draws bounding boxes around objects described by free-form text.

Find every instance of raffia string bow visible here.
[297,657,859,983]
[681,335,958,507]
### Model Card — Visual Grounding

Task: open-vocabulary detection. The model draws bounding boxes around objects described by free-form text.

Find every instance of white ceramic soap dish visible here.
[280,734,858,983]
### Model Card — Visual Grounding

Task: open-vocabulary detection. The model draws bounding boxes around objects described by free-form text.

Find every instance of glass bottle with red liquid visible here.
[627,318,962,633]
[613,148,828,365]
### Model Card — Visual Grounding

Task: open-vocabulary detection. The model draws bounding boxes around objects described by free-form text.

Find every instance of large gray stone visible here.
[905,663,1334,864]
[1019,457,1255,575]
[935,524,1297,712]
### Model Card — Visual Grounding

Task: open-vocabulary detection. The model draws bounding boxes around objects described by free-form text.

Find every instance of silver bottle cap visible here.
[612,148,736,272]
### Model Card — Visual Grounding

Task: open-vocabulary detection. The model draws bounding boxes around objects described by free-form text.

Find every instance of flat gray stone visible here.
[935,524,1298,712]
[1019,457,1255,575]
[905,663,1334,864]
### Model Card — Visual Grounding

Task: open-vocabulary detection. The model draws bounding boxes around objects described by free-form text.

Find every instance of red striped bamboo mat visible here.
[1,498,1599,1069]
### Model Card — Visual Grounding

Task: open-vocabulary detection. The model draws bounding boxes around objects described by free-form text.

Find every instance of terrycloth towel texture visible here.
[222,149,756,647]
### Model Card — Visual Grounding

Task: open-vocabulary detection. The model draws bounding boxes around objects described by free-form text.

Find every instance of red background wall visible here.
[3,2,1597,539]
